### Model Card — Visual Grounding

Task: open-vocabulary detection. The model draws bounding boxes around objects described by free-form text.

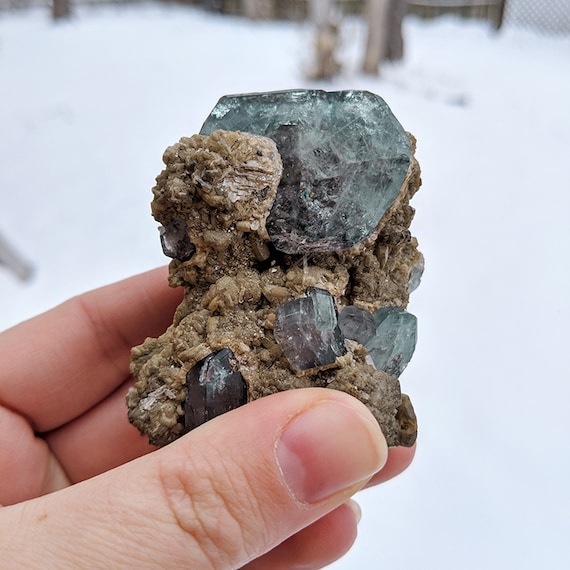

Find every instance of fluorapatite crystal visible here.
[339,305,417,378]
[365,307,417,378]
[159,219,196,262]
[338,306,376,345]
[200,90,411,254]
[185,348,247,431]
[274,287,346,371]
[408,253,425,293]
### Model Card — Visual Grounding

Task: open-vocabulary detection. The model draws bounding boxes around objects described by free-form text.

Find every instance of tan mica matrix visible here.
[128,129,421,448]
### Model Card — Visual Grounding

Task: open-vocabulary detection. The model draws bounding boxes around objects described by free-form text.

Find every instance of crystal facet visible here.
[408,253,425,293]
[200,90,411,254]
[365,307,417,378]
[274,287,346,371]
[338,306,376,345]
[185,348,247,431]
[159,219,196,262]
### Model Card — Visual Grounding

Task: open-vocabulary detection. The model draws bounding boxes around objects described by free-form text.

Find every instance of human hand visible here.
[0,267,414,568]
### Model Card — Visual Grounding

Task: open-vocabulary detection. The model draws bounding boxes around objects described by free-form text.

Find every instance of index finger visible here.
[0,267,182,432]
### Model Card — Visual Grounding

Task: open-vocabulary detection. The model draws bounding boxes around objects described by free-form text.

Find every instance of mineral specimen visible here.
[127,89,422,448]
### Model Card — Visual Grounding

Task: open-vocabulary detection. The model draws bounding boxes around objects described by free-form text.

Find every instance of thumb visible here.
[0,388,387,569]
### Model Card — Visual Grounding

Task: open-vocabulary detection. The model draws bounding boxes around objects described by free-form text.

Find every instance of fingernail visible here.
[276,400,386,504]
[347,499,362,525]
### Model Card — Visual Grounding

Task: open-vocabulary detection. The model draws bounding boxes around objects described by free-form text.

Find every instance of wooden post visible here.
[0,233,33,281]
[52,0,71,20]
[243,0,275,20]
[495,0,507,30]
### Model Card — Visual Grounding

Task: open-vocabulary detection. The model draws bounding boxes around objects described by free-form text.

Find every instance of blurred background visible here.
[1,1,569,568]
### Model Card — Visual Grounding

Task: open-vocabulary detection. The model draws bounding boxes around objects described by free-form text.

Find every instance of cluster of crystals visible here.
[339,306,417,377]
[180,90,419,431]
[273,288,417,377]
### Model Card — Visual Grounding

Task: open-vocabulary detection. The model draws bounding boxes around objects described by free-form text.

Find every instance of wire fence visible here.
[219,1,570,34]
[0,0,123,9]
[1,0,569,35]
[504,0,570,35]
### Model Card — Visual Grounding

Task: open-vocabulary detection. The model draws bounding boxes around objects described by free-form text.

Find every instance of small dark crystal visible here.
[274,287,346,371]
[201,89,411,254]
[338,306,376,345]
[159,219,195,261]
[185,348,247,431]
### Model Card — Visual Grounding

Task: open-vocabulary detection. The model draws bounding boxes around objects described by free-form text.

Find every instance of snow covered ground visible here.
[1,4,569,568]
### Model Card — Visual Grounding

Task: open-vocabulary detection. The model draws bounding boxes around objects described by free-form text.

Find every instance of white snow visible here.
[1,4,569,568]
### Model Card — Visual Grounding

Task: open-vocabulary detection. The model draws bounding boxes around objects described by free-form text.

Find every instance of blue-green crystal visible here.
[408,253,425,293]
[274,287,346,371]
[200,89,411,254]
[365,307,417,378]
[338,306,376,345]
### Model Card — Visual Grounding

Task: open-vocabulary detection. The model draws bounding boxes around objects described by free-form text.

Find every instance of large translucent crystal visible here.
[200,90,411,254]
[274,287,347,371]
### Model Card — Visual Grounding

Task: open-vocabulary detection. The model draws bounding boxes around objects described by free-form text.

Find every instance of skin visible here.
[0,267,415,569]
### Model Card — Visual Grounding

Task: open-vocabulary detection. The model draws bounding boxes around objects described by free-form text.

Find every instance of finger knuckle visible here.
[156,448,270,568]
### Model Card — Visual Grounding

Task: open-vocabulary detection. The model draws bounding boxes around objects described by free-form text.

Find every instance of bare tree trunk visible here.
[363,0,407,73]
[201,0,223,12]
[309,0,331,25]
[52,0,71,20]
[362,0,390,75]
[386,0,407,61]
[308,0,342,80]
[243,0,275,20]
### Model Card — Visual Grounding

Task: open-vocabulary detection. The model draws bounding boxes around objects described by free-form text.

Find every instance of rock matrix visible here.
[127,90,423,448]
